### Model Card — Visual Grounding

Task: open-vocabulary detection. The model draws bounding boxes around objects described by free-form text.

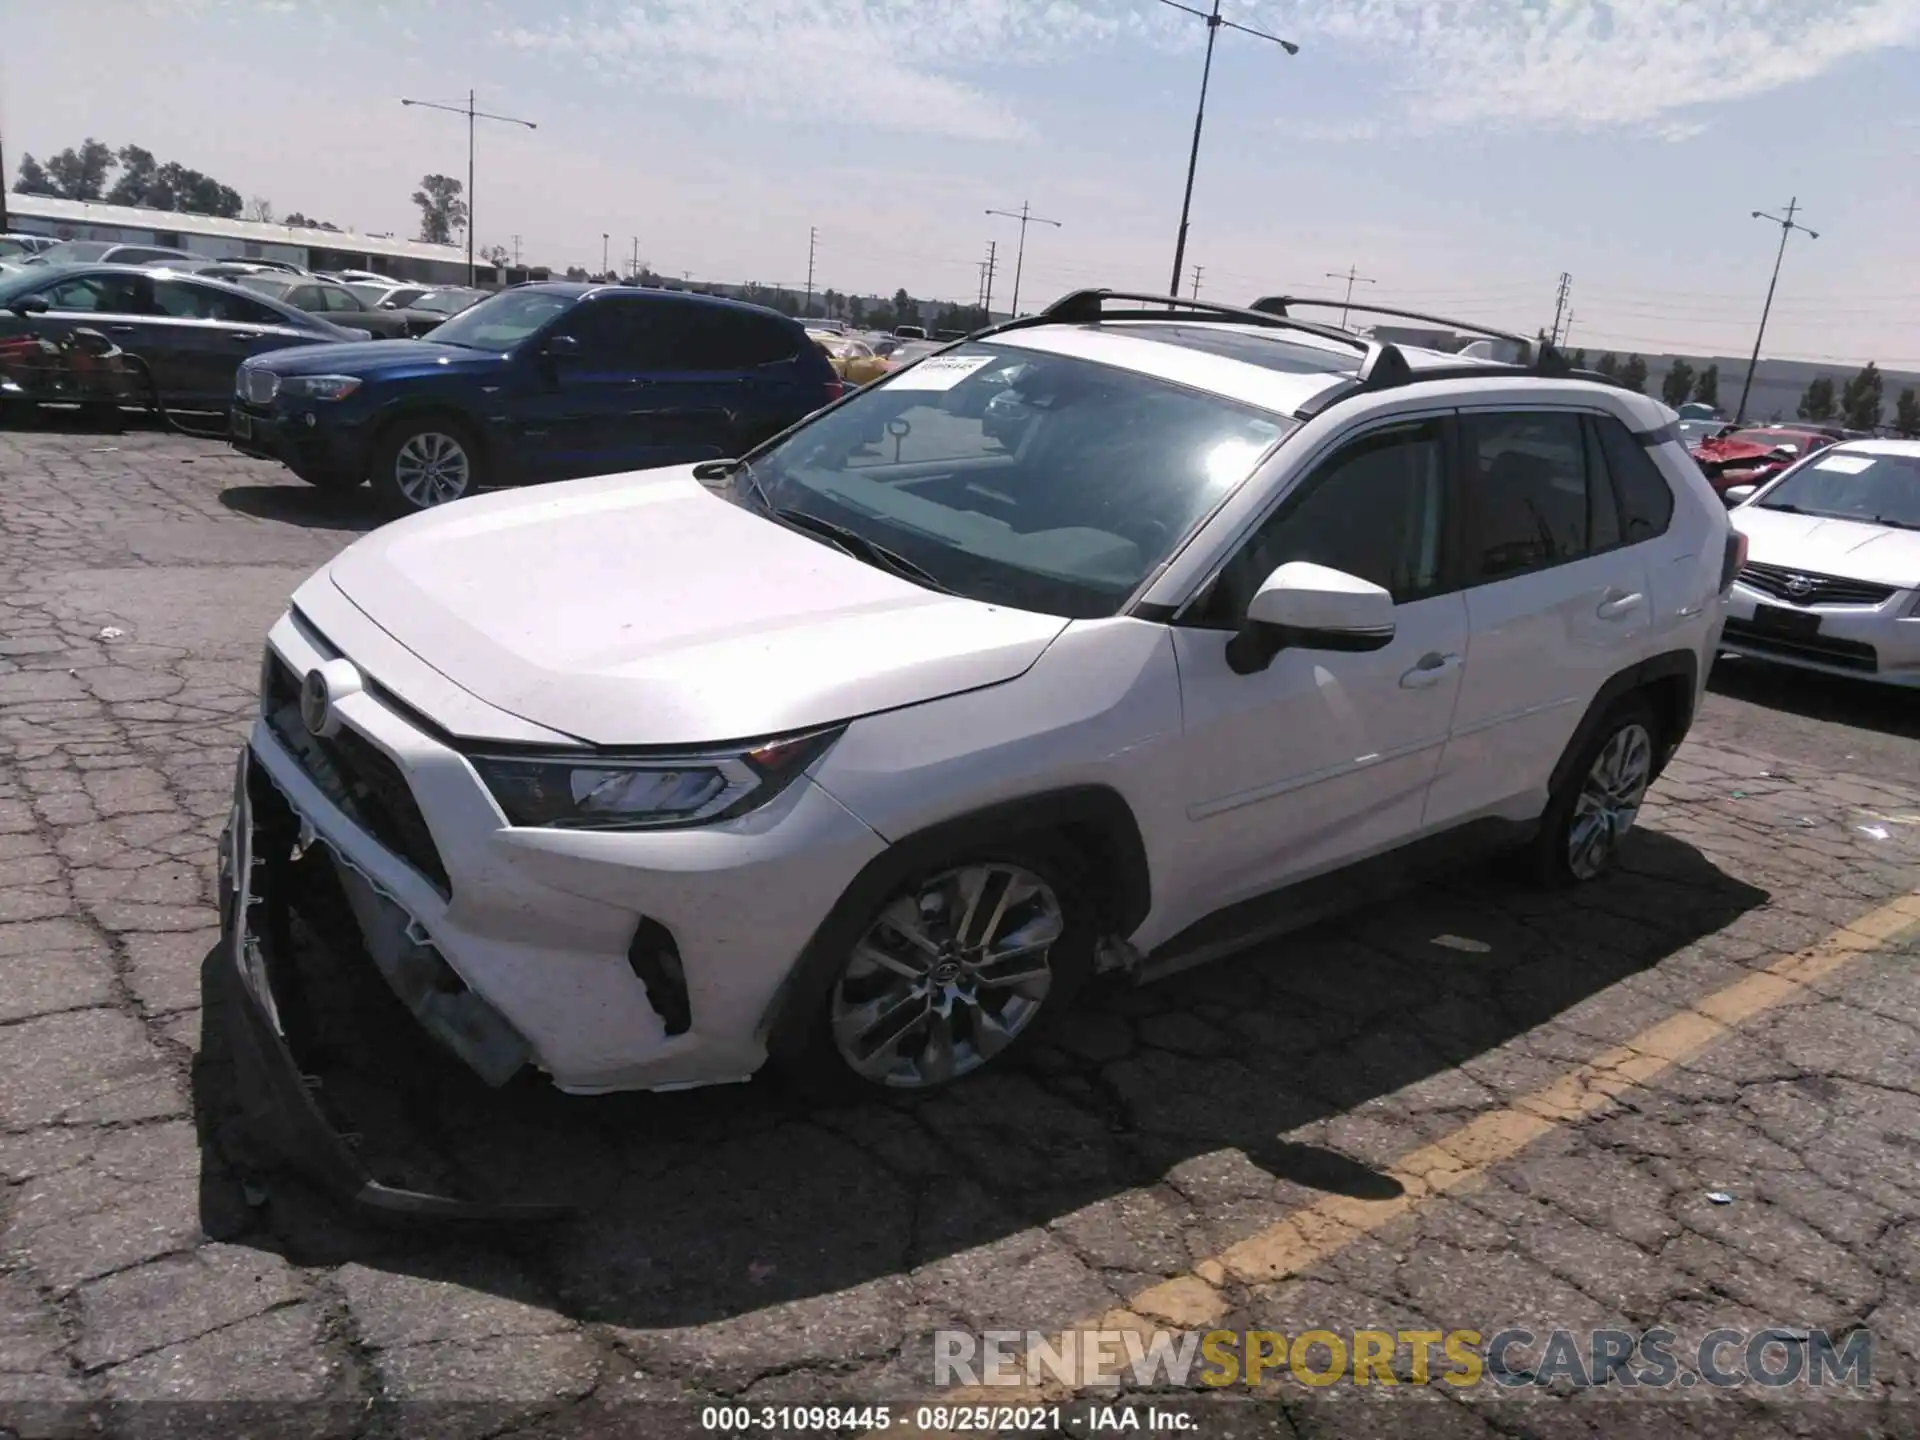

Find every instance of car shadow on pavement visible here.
[218,483,389,533]
[190,828,1768,1332]
[1708,657,1920,742]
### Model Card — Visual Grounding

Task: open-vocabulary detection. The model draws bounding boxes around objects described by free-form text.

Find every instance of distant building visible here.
[5,193,484,285]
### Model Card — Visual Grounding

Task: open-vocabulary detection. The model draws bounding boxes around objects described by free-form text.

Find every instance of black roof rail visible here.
[1250,295,1535,347]
[975,288,1362,351]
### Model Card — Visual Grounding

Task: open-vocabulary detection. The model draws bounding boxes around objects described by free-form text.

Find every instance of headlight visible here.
[467,727,841,830]
[282,374,362,401]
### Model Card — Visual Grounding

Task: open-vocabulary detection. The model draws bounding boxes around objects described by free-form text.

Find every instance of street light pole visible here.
[1326,264,1376,329]
[985,201,1061,318]
[1735,198,1818,425]
[400,90,537,287]
[1159,0,1297,298]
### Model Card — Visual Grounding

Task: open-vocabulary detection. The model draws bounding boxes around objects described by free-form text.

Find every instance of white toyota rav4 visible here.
[220,290,1737,1171]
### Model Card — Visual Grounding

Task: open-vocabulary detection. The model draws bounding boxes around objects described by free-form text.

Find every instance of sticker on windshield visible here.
[1813,454,1874,474]
[889,354,997,391]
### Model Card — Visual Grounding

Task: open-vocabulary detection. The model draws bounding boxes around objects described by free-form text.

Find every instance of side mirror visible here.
[1722,485,1758,506]
[10,295,50,316]
[1226,562,1396,675]
[543,333,581,359]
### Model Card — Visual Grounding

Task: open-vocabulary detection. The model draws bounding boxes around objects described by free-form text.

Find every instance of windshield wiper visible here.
[1868,515,1920,531]
[770,506,953,593]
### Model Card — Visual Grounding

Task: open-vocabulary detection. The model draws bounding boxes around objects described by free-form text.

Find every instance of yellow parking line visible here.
[895,888,1920,1427]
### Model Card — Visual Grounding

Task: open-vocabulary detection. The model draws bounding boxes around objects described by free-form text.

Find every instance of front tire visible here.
[1530,698,1659,887]
[369,416,484,513]
[801,844,1095,1093]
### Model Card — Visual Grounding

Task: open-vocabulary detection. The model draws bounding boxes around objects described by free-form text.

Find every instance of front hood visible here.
[324,468,1071,745]
[1733,506,1920,589]
[253,339,497,375]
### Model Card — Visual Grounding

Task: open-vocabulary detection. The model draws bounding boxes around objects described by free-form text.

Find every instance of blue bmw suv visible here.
[229,283,843,512]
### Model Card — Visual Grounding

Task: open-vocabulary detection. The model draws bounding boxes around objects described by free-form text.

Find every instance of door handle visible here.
[108,324,137,334]
[229,332,261,342]
[1596,592,1644,620]
[1399,652,1462,689]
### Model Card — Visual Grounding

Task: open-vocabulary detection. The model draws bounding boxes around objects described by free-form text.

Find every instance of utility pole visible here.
[1190,264,1204,298]
[1161,0,1298,298]
[1548,271,1573,346]
[0,126,8,234]
[601,233,609,277]
[985,202,1060,318]
[982,240,999,318]
[630,236,639,281]
[1736,198,1818,425]
[400,90,537,287]
[1326,264,1376,329]
[511,234,522,266]
[804,226,818,315]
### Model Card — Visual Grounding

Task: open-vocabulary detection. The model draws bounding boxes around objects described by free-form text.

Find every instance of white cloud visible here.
[1242,0,1920,131]
[493,0,1919,141]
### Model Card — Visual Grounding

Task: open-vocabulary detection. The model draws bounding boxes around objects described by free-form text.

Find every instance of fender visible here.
[759,785,1151,1057]
[1547,648,1700,799]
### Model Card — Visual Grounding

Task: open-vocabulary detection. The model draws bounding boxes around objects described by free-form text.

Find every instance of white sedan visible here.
[1722,439,1920,688]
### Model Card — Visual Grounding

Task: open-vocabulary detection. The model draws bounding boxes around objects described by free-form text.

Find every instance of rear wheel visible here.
[369,416,485,513]
[1529,697,1659,887]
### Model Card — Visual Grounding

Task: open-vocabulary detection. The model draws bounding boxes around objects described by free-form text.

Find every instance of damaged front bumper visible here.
[217,747,570,1222]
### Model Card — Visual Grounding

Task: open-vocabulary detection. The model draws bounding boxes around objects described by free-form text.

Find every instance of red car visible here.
[1688,425,1835,496]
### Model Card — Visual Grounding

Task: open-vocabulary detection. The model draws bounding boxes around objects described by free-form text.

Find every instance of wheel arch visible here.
[1547,648,1699,801]
[760,784,1152,1058]
[366,400,495,476]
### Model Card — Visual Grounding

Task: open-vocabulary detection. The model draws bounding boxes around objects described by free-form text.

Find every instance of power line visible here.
[985,203,1061,318]
[1325,264,1376,329]
[1158,0,1298,298]
[399,89,537,287]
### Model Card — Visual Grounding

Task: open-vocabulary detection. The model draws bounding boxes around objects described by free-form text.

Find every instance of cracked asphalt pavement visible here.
[2,422,1919,1439]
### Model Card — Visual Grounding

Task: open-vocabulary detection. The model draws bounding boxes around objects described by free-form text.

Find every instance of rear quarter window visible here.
[1593,414,1676,542]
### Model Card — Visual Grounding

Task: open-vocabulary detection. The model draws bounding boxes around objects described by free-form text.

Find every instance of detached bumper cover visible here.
[217,748,569,1221]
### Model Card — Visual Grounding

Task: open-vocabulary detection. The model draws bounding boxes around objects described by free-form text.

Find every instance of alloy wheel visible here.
[830,863,1064,1089]
[392,431,472,508]
[1567,722,1653,881]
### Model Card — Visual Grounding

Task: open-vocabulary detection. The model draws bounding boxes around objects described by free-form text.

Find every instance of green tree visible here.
[1895,387,1920,437]
[1618,354,1649,393]
[1594,353,1619,380]
[1692,363,1720,409]
[847,295,867,325]
[1839,361,1883,430]
[106,145,158,206]
[1797,375,1837,421]
[42,138,114,200]
[1570,349,1588,369]
[1660,358,1695,407]
[411,174,467,244]
[13,154,57,195]
[892,288,917,326]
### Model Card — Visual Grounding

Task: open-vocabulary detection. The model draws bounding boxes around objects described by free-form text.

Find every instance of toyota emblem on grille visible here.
[1784,574,1816,598]
[300,668,331,737]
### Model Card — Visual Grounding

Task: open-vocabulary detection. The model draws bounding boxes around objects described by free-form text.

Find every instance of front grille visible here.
[1737,562,1896,608]
[240,367,279,405]
[263,652,452,895]
[1722,619,1878,673]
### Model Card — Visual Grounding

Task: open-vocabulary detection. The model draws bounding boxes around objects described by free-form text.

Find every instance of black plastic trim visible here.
[760,785,1152,1057]
[627,917,692,1036]
[1546,649,1700,798]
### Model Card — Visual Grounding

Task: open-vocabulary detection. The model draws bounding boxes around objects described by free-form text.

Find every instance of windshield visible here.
[412,288,504,327]
[741,341,1295,617]
[33,242,114,264]
[238,275,293,298]
[1755,449,1920,529]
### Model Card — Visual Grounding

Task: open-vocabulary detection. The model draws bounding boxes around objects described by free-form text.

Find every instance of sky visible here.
[4,0,1918,366]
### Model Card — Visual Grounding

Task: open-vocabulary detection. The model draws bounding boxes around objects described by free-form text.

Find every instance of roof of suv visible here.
[968,290,1665,430]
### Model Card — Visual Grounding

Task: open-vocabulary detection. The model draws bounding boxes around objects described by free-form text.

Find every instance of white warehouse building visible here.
[4,193,496,285]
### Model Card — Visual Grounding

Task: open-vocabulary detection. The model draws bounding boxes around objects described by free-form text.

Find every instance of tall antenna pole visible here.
[401,90,536,287]
[1736,198,1818,425]
[1161,0,1297,297]
[1325,264,1376,329]
[804,226,818,314]
[986,202,1060,318]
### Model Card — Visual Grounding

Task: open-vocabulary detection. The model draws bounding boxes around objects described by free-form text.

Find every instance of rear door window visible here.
[677,308,801,369]
[41,273,149,313]
[1590,414,1676,542]
[1459,411,1596,580]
